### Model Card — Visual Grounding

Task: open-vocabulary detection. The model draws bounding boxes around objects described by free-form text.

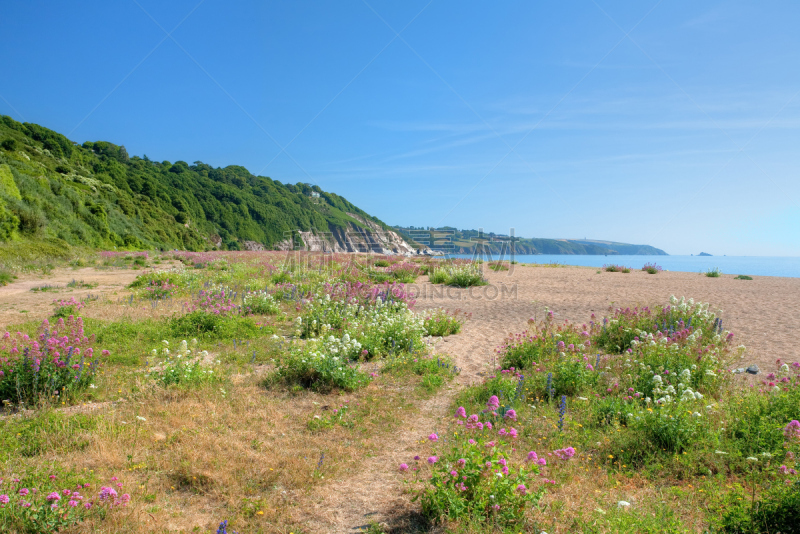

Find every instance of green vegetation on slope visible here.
[0,115,389,253]
[396,226,668,255]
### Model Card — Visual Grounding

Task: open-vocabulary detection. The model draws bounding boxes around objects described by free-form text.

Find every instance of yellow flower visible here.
[608,455,614,459]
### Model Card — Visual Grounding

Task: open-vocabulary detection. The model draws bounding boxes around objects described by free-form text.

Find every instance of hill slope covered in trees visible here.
[0,115,395,252]
[395,226,667,255]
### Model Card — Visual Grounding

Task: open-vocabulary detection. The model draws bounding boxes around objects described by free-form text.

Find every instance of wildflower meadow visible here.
[0,250,796,533]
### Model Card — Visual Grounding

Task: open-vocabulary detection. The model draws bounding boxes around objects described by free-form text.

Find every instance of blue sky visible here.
[2,1,799,255]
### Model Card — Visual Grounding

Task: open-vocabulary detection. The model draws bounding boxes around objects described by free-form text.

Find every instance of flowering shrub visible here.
[143,279,178,300]
[52,297,85,318]
[642,262,662,274]
[388,261,420,283]
[272,338,369,392]
[241,290,280,315]
[146,339,220,387]
[296,292,425,360]
[593,296,728,353]
[400,408,545,525]
[726,362,800,458]
[499,311,590,370]
[428,263,487,287]
[0,475,129,532]
[0,317,105,406]
[422,308,470,337]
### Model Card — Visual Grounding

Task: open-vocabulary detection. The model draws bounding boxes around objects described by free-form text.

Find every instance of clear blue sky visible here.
[2,1,799,256]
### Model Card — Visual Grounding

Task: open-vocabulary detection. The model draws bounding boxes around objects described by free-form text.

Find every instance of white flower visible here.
[617,501,631,507]
[746,457,759,462]
[136,416,147,422]
[715,451,728,455]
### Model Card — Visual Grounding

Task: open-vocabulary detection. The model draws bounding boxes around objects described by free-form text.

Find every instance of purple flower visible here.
[554,446,576,461]
[784,420,800,441]
[399,463,409,472]
[414,455,420,461]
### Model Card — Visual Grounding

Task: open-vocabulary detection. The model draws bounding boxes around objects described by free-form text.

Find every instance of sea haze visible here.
[451,255,800,278]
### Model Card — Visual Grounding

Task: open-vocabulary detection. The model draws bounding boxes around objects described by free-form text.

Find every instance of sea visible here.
[449,254,800,278]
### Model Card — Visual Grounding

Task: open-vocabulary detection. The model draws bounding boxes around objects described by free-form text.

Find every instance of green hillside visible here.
[396,226,667,255]
[0,115,389,253]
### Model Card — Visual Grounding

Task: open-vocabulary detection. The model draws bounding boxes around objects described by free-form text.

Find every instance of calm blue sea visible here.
[450,254,800,278]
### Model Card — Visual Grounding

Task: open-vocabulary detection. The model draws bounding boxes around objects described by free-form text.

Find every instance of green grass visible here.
[734,275,753,280]
[705,267,722,277]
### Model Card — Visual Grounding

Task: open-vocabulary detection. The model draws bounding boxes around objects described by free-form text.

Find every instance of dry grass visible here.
[2,370,425,533]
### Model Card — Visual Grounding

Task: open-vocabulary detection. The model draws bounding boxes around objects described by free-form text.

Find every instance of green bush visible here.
[428,263,487,287]
[169,311,261,339]
[705,267,722,278]
[0,270,15,286]
[373,259,390,267]
[403,430,543,526]
[146,339,221,387]
[271,342,369,392]
[242,290,280,315]
[422,308,468,337]
[734,275,753,280]
[0,316,104,406]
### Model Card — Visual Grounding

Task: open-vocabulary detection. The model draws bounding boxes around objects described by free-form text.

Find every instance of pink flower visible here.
[427,456,438,465]
[68,500,78,507]
[101,350,110,356]
[527,451,539,462]
[455,406,467,418]
[0,495,9,505]
[784,420,800,441]
[450,470,458,478]
[428,433,439,442]
[457,458,466,468]
[492,504,500,511]
[486,395,500,410]
[468,439,476,445]
[554,447,576,461]
[516,483,527,495]
[485,421,492,430]
[399,463,409,472]
[19,488,29,496]
[46,492,60,501]
[504,409,517,421]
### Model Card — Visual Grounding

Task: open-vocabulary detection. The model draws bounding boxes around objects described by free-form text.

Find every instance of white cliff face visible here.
[269,213,428,255]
